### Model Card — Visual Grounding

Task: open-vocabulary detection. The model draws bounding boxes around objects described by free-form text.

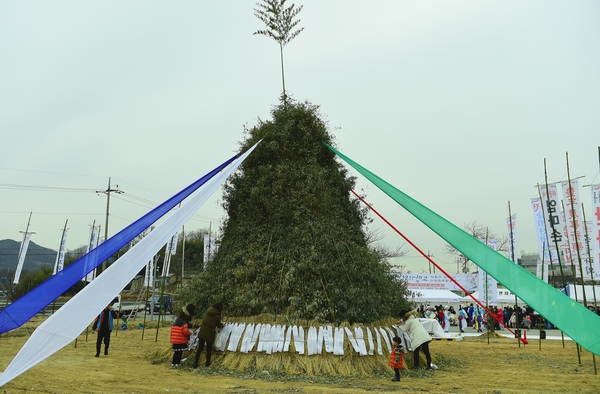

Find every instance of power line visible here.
[0,183,97,192]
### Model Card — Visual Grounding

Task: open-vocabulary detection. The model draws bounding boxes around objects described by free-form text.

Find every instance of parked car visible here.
[145,294,173,314]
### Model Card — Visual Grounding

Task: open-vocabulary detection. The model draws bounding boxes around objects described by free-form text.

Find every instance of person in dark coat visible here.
[92,299,119,357]
[193,302,224,368]
[170,304,196,367]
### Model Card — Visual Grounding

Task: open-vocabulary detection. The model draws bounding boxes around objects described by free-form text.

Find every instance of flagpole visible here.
[581,202,598,375]
[566,152,588,306]
[508,201,521,348]
[181,225,185,281]
[536,183,565,348]
[51,220,69,315]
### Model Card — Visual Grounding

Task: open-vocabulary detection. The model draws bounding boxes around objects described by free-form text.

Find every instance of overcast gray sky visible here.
[1,1,599,274]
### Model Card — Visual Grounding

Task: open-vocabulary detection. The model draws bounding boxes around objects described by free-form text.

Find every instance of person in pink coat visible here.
[496,306,504,330]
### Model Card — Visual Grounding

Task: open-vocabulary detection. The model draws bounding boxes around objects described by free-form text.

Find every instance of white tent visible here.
[410,289,461,303]
[563,285,600,303]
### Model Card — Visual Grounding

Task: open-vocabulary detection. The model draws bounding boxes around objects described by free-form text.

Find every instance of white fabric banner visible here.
[13,233,32,284]
[401,273,477,291]
[477,270,498,306]
[0,142,258,387]
[84,225,100,283]
[169,230,179,255]
[144,259,154,288]
[561,179,587,266]
[52,229,69,275]
[536,260,549,283]
[540,184,566,250]
[506,214,518,263]
[590,184,600,280]
[531,197,558,264]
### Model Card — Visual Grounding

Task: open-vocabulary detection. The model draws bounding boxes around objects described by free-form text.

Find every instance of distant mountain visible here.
[0,239,57,271]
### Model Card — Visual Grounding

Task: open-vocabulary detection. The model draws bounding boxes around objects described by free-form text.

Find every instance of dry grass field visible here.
[0,316,599,394]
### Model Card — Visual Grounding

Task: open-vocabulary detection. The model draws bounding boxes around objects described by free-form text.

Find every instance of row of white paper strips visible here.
[213,323,412,355]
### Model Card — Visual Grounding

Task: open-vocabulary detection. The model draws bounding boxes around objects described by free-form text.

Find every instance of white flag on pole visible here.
[536,259,549,283]
[169,231,179,255]
[13,233,32,284]
[561,179,586,264]
[83,225,100,283]
[590,184,600,280]
[539,184,566,250]
[52,229,69,275]
[144,259,154,288]
[531,197,559,264]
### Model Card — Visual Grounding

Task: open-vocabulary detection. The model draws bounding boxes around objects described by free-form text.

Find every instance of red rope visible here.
[351,189,527,344]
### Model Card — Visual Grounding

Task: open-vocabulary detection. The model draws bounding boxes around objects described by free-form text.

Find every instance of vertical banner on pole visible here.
[536,258,549,283]
[539,184,566,254]
[84,225,100,283]
[506,214,518,263]
[13,233,32,284]
[161,234,177,277]
[590,184,600,280]
[53,229,69,275]
[531,197,558,264]
[169,231,179,255]
[561,179,587,275]
[144,259,154,288]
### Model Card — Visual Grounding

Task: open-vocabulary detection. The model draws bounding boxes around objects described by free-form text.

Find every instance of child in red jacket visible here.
[169,304,195,367]
[389,336,404,382]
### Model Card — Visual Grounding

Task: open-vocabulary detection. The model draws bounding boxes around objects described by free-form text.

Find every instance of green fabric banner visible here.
[325,143,600,356]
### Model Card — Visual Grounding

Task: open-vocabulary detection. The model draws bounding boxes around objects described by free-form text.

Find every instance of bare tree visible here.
[0,268,17,304]
[364,227,406,260]
[445,221,508,273]
[253,0,304,103]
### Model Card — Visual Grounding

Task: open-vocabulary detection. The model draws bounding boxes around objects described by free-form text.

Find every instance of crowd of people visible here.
[415,303,566,332]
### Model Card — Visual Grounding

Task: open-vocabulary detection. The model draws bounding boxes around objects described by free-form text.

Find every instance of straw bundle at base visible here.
[150,316,436,375]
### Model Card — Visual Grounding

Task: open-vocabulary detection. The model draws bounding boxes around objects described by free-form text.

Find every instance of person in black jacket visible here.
[193,302,224,368]
[92,298,119,357]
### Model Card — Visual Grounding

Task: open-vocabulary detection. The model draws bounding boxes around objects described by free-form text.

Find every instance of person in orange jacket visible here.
[389,336,404,382]
[169,304,196,367]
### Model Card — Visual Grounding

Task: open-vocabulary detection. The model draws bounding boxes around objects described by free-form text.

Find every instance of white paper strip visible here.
[333,327,344,355]
[228,323,246,352]
[307,326,318,355]
[375,326,383,355]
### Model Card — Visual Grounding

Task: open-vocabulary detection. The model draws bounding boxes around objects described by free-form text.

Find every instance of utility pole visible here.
[427,251,435,274]
[97,177,123,272]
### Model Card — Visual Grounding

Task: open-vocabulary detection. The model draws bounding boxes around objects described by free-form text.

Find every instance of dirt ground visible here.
[0,316,599,394]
